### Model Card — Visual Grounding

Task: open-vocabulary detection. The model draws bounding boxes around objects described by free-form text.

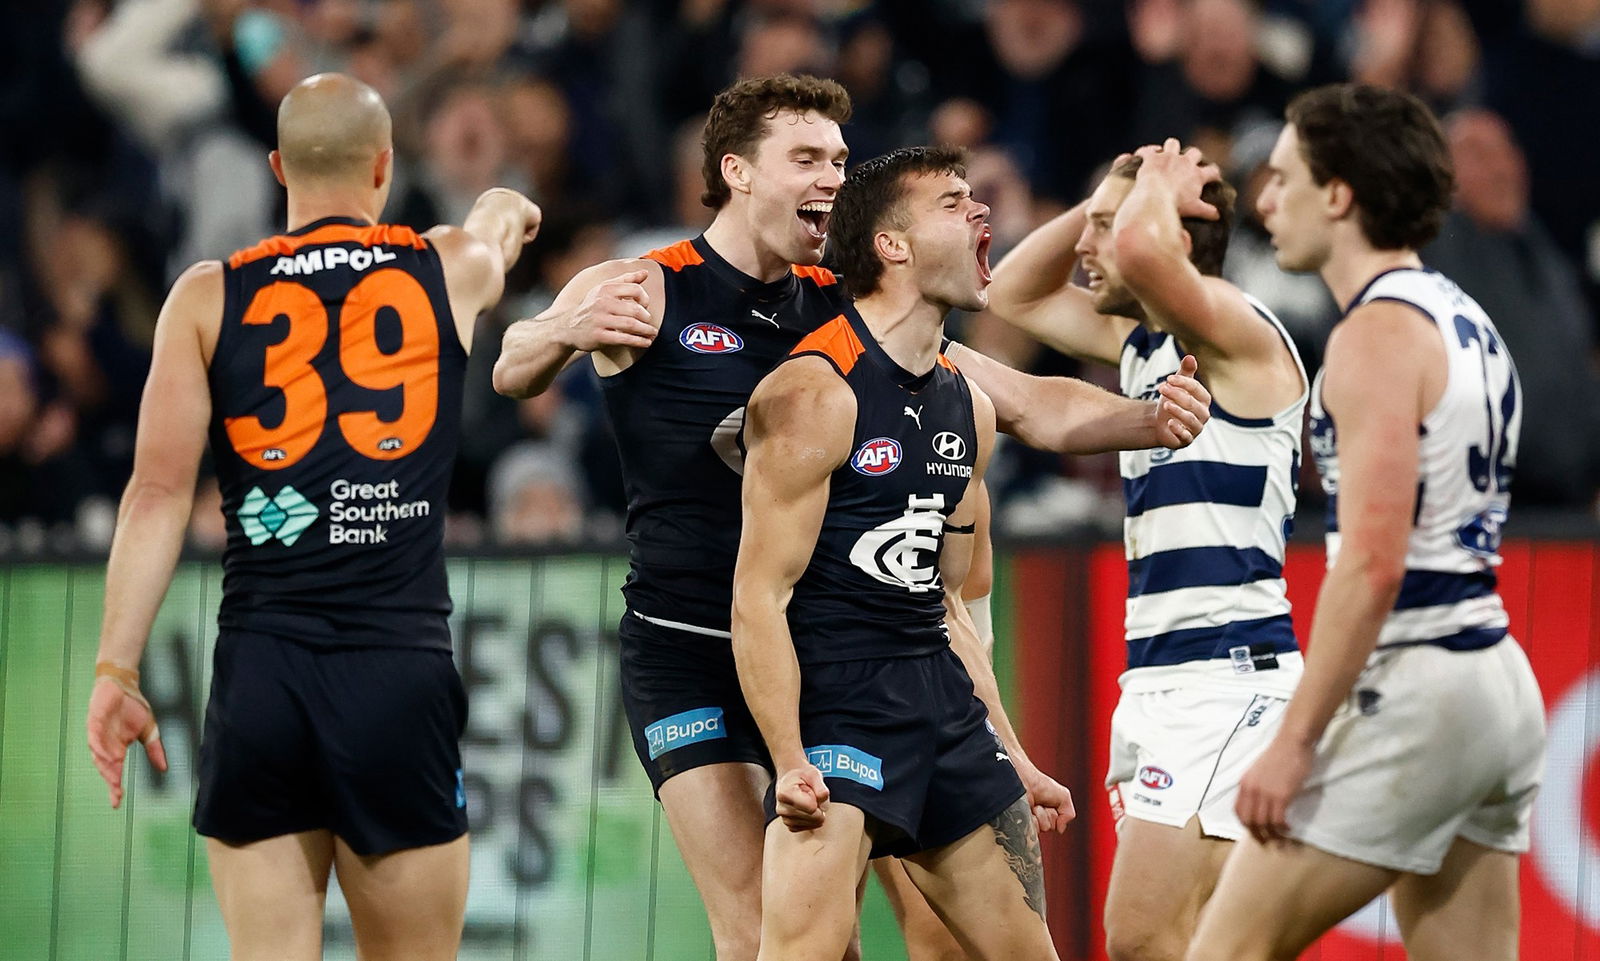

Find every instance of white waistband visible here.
[631,610,733,639]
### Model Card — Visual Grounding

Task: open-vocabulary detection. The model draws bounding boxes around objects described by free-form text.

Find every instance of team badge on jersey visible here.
[851,437,902,475]
[679,323,744,354]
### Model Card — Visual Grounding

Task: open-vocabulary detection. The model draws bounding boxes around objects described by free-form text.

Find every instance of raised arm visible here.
[1112,141,1283,365]
[942,383,1075,834]
[1235,302,1444,842]
[491,258,664,399]
[948,342,1209,453]
[87,260,222,806]
[730,357,855,830]
[986,199,1136,367]
[426,187,542,350]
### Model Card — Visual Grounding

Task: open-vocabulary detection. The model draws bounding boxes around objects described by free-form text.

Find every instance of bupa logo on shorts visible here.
[237,485,319,546]
[851,437,902,475]
[806,744,885,791]
[680,323,744,354]
[1137,765,1173,790]
[644,707,727,760]
[454,768,466,809]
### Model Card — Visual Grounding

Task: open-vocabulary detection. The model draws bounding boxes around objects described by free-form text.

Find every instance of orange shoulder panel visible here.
[642,240,704,272]
[790,264,838,286]
[937,352,958,372]
[228,223,427,269]
[789,315,862,375]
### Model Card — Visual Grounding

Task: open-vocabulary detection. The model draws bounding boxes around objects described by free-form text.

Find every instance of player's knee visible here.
[1184,938,1271,961]
[711,925,760,961]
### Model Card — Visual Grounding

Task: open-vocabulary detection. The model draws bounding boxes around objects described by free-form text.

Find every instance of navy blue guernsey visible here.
[209,217,465,650]
[600,236,849,632]
[784,307,978,665]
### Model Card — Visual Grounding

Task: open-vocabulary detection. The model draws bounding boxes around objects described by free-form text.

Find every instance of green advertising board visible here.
[0,557,925,961]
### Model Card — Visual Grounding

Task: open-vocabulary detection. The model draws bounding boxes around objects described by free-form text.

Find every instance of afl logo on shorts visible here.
[851,437,902,475]
[680,323,744,353]
[1137,765,1173,790]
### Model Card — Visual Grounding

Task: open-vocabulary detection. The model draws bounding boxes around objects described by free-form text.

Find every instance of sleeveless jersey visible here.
[1310,268,1520,650]
[600,236,849,634]
[784,308,978,665]
[210,216,465,650]
[1117,294,1307,688]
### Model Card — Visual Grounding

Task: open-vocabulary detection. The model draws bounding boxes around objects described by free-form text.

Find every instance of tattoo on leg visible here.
[991,795,1045,919]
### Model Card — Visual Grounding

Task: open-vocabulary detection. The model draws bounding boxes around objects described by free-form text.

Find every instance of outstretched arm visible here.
[986,199,1137,367]
[949,342,1209,453]
[426,187,542,349]
[88,260,221,806]
[492,259,664,398]
[731,357,855,831]
[943,383,1075,835]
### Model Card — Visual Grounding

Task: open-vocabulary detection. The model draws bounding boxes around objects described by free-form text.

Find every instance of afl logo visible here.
[852,437,902,475]
[932,432,966,461]
[1137,765,1173,790]
[680,323,744,353]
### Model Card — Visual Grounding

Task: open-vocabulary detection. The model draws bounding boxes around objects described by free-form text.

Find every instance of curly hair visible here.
[700,74,853,209]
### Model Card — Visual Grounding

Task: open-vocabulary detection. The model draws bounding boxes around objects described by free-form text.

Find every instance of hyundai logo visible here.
[932,432,966,461]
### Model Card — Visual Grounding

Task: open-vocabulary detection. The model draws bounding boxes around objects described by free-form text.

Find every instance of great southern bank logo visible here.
[237,485,319,546]
[807,744,885,791]
[644,707,726,760]
[851,437,902,476]
[680,323,744,353]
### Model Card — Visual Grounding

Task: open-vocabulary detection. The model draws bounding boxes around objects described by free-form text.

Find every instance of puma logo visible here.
[904,406,923,429]
[750,308,778,327]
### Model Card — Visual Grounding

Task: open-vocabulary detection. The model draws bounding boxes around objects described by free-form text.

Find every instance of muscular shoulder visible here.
[748,356,856,459]
[164,260,225,363]
[1324,300,1445,420]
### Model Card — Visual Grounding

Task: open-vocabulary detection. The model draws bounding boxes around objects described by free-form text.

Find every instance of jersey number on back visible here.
[224,272,439,470]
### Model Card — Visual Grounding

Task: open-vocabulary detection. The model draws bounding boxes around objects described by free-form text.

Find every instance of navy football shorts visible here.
[618,610,773,794]
[194,629,469,856]
[765,647,1025,859]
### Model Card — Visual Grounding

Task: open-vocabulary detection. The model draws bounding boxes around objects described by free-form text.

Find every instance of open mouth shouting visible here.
[976,223,993,285]
[798,200,833,242]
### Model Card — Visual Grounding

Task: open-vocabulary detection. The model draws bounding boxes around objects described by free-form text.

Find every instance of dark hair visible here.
[1108,154,1237,277]
[1286,83,1455,250]
[700,74,853,209]
[831,145,968,299]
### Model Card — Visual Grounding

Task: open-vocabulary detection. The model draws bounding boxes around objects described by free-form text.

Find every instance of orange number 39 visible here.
[223,270,440,470]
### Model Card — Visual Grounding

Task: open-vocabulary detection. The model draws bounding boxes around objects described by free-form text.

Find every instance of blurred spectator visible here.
[1349,0,1480,113]
[392,74,529,229]
[1423,108,1600,508]
[488,443,586,544]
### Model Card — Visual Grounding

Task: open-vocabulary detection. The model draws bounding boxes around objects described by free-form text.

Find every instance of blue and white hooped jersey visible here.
[1118,294,1307,692]
[1311,268,1520,651]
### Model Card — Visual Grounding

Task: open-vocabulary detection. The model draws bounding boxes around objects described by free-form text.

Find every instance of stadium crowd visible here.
[2,0,1598,554]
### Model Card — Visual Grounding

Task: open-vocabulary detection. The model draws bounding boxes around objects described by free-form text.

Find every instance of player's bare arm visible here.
[1236,302,1446,842]
[1113,141,1301,406]
[730,357,855,832]
[491,258,665,398]
[949,342,1210,453]
[985,199,1136,366]
[87,260,222,807]
[943,381,1075,837]
[426,187,542,350]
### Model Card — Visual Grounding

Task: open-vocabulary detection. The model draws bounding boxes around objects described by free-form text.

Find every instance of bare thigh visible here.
[873,857,969,961]
[659,761,771,961]
[900,795,1058,961]
[1103,816,1232,961]
[332,833,469,961]
[205,831,335,961]
[1391,837,1520,961]
[1186,836,1397,961]
[758,803,873,961]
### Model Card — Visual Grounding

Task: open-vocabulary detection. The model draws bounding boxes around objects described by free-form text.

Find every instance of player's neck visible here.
[284,191,381,232]
[702,211,794,283]
[854,286,946,376]
[1321,243,1423,311]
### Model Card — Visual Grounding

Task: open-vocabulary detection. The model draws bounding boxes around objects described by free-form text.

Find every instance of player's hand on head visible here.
[1018,766,1075,834]
[1134,139,1221,221]
[86,673,168,809]
[566,270,657,353]
[1235,737,1312,845]
[1155,354,1211,449]
[774,763,829,831]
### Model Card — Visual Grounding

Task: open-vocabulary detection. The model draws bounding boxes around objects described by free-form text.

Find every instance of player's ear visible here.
[1325,177,1355,221]
[722,153,752,197]
[374,147,394,190]
[874,229,909,266]
[268,150,288,188]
